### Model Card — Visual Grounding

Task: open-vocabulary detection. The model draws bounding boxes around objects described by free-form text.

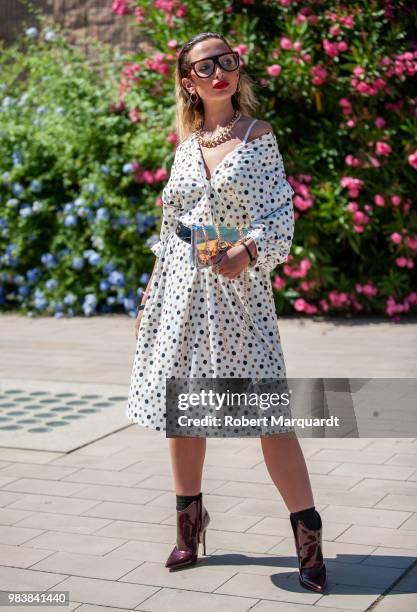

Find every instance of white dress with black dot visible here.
[126,119,295,433]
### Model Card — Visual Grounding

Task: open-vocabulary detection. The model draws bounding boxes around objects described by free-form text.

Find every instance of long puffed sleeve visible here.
[150,144,184,258]
[245,137,295,274]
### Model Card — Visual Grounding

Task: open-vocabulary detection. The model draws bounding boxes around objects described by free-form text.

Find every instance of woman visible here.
[126,31,327,593]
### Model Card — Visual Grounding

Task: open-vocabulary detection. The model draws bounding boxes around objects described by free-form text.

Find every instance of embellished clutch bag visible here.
[191,223,252,269]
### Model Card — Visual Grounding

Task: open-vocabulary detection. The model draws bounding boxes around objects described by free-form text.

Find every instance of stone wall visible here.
[0,0,142,54]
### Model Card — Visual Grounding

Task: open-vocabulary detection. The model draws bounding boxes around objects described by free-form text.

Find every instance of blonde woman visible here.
[126,32,327,593]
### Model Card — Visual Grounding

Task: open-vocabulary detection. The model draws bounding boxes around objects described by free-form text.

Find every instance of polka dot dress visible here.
[126,119,296,434]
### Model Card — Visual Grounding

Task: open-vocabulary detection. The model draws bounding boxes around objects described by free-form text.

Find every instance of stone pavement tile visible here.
[384,453,417,467]
[13,511,111,535]
[398,512,417,530]
[335,525,417,549]
[317,559,403,589]
[66,483,164,505]
[50,454,142,471]
[250,601,356,612]
[248,517,349,541]
[189,464,274,484]
[0,525,44,545]
[105,539,173,564]
[313,488,386,508]
[349,477,417,496]
[0,543,54,567]
[313,584,382,610]
[51,575,159,609]
[213,570,323,604]
[146,490,244,512]
[160,509,263,533]
[207,481,282,501]
[328,462,416,480]
[137,474,227,493]
[267,537,374,565]
[390,564,417,592]
[311,449,396,465]
[0,564,67,591]
[0,462,79,480]
[0,475,17,487]
[360,546,416,569]
[63,468,148,487]
[23,530,127,556]
[365,439,417,453]
[133,587,258,612]
[3,477,89,497]
[375,493,417,512]
[0,491,25,506]
[320,504,411,528]
[6,493,101,515]
[31,551,141,580]
[371,590,417,611]
[95,520,179,544]
[82,501,173,523]
[408,470,417,481]
[299,439,372,451]
[0,507,32,525]
[0,449,61,463]
[121,560,239,592]
[203,528,283,554]
[197,548,298,572]
[224,498,291,519]
[309,474,362,490]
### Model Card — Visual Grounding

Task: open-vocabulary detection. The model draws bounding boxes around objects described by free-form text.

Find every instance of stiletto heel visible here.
[200,528,207,555]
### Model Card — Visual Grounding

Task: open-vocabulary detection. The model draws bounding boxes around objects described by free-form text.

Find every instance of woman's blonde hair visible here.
[174,32,258,143]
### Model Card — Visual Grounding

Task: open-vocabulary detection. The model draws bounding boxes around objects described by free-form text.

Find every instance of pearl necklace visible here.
[196,110,241,148]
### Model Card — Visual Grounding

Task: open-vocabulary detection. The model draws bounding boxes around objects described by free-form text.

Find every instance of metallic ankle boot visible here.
[165,496,210,571]
[290,512,327,592]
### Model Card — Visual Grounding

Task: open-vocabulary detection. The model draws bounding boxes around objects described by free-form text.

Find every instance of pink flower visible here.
[345,154,361,167]
[408,150,417,170]
[154,167,169,182]
[353,66,365,77]
[353,210,369,225]
[280,37,293,50]
[167,131,178,145]
[273,275,286,290]
[391,195,401,206]
[283,257,312,278]
[375,141,392,156]
[356,282,378,297]
[294,298,318,314]
[323,39,340,57]
[167,39,178,49]
[390,232,402,244]
[135,6,145,22]
[128,107,141,123]
[406,235,417,252]
[319,299,329,312]
[294,196,314,212]
[329,290,349,308]
[176,4,187,18]
[395,257,409,268]
[267,64,282,77]
[311,65,328,85]
[374,117,386,128]
[374,194,385,207]
[347,202,358,212]
[112,0,132,15]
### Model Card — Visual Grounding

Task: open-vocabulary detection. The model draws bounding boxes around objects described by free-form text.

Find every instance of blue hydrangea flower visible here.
[64,214,77,227]
[25,27,39,38]
[30,179,42,193]
[72,257,84,271]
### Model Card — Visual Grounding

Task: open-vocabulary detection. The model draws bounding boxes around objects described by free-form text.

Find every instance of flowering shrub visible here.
[112,0,417,320]
[0,21,172,318]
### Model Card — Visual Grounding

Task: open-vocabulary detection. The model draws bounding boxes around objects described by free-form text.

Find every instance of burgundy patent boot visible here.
[290,512,327,593]
[165,496,210,571]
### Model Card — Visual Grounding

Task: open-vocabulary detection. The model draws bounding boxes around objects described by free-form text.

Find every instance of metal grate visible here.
[0,388,126,434]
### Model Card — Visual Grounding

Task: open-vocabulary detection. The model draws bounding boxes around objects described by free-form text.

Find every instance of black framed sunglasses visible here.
[188,51,240,78]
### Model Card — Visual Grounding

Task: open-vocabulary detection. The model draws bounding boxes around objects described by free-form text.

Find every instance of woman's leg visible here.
[168,436,206,495]
[260,432,314,512]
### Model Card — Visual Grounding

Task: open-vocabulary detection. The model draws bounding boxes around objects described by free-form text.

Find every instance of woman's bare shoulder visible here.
[241,116,273,141]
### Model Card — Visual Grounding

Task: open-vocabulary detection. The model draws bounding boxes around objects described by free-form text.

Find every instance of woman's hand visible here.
[134,309,144,340]
[210,244,251,280]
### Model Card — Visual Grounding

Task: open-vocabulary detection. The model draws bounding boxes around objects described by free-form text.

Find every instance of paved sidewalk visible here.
[0,314,416,611]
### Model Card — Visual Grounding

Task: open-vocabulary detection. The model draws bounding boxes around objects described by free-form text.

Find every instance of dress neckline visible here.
[193,131,274,183]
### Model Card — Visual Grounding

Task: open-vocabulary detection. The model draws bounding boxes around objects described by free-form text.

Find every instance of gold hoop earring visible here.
[189,91,198,104]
